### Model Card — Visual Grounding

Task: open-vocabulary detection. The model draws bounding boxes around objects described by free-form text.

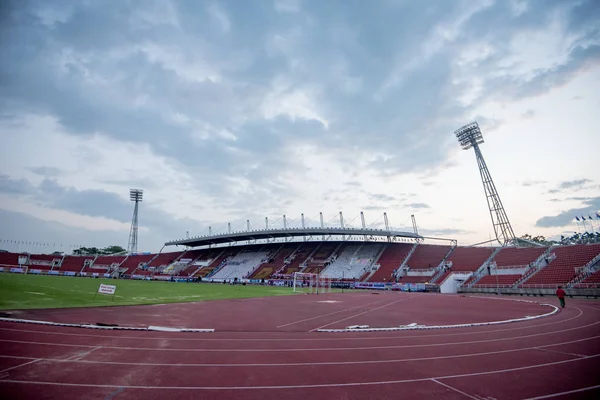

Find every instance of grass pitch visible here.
[0,273,297,310]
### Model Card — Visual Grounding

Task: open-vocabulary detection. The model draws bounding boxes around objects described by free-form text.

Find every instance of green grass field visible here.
[0,274,298,310]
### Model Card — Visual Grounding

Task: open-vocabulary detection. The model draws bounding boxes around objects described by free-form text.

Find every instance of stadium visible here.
[1,122,599,399]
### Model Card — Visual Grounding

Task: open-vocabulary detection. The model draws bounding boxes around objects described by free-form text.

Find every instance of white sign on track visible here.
[97,284,117,295]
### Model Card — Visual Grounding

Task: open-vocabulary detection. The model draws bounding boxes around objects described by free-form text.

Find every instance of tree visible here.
[72,245,127,255]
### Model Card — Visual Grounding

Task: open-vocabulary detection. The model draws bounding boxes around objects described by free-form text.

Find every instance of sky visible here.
[0,0,599,254]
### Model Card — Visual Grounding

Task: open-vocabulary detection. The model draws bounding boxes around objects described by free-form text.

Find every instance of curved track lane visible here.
[0,295,598,399]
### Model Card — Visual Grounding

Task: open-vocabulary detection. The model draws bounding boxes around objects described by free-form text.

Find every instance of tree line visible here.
[521,232,600,246]
[72,245,127,255]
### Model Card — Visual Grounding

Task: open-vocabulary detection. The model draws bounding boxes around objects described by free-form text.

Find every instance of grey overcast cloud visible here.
[0,0,599,252]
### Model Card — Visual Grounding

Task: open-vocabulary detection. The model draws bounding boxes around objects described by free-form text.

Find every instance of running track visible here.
[0,291,599,399]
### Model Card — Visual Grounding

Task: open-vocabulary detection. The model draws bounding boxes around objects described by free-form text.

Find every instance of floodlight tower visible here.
[455,122,516,246]
[128,189,143,254]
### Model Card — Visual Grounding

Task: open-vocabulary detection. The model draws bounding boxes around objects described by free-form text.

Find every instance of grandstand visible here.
[2,226,600,296]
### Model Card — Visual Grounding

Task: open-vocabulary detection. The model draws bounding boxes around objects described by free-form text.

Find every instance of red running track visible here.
[0,291,599,399]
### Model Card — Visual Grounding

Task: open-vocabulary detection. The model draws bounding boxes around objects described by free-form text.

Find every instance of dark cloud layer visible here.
[535,197,600,228]
[1,0,598,181]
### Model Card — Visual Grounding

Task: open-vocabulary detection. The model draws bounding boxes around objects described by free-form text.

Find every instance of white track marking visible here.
[431,379,480,400]
[64,346,102,361]
[276,300,383,328]
[0,307,584,342]
[0,336,594,367]
[0,359,41,374]
[523,384,600,399]
[0,354,597,390]
[311,299,405,331]
[533,347,588,359]
[318,304,558,332]
[1,319,596,352]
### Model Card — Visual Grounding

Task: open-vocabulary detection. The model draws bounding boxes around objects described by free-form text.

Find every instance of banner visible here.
[97,284,117,295]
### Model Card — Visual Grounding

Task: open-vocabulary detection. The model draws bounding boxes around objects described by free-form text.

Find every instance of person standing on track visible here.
[556,286,566,308]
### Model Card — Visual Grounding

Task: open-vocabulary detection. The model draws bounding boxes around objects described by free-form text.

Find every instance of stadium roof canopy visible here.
[165,227,422,248]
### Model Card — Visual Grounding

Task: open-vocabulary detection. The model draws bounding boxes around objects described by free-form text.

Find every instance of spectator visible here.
[556,286,566,308]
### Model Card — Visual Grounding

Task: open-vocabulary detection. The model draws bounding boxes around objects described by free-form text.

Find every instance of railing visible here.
[520,284,567,289]
[471,284,518,288]
[495,264,528,270]
[572,283,600,289]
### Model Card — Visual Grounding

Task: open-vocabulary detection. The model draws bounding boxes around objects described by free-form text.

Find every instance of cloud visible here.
[535,197,600,228]
[0,0,598,249]
[522,180,546,187]
[559,179,593,189]
[274,0,301,13]
[419,228,472,237]
[368,193,395,202]
[406,203,431,209]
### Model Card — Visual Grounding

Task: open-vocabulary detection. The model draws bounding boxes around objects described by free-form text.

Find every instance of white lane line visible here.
[0,320,597,352]
[276,300,383,328]
[533,347,588,359]
[0,307,584,342]
[310,299,405,331]
[0,354,597,390]
[431,378,480,399]
[0,359,41,375]
[523,384,600,399]
[0,336,595,368]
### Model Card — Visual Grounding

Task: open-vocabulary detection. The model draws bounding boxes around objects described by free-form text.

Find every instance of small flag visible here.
[581,216,586,220]
[590,215,594,220]
[576,216,580,221]
[596,212,600,219]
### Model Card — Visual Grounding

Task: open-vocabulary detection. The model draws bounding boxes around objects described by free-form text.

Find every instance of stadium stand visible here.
[250,244,297,279]
[321,243,382,280]
[59,255,95,273]
[0,252,23,267]
[146,251,184,268]
[472,274,522,288]
[575,269,600,288]
[522,244,600,287]
[302,242,341,274]
[275,243,319,276]
[368,243,412,282]
[210,248,270,280]
[121,254,155,274]
[493,246,547,267]
[405,244,452,269]
[446,247,494,272]
[27,254,61,271]
[197,248,239,278]
[172,248,217,277]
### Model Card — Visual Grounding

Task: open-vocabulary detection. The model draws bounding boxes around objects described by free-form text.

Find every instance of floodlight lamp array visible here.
[455,121,484,150]
[130,189,144,202]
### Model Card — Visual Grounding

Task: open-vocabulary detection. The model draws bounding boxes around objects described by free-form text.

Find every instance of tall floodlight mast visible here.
[455,122,516,246]
[128,189,143,254]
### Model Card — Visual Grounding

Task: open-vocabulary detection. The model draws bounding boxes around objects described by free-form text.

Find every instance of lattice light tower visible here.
[455,122,516,246]
[128,189,143,254]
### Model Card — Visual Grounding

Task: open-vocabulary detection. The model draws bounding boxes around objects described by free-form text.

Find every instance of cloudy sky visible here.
[1,0,599,253]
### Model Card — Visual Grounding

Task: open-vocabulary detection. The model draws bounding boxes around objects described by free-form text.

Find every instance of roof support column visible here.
[320,212,324,240]
[361,211,366,241]
[283,215,287,229]
[265,217,269,229]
